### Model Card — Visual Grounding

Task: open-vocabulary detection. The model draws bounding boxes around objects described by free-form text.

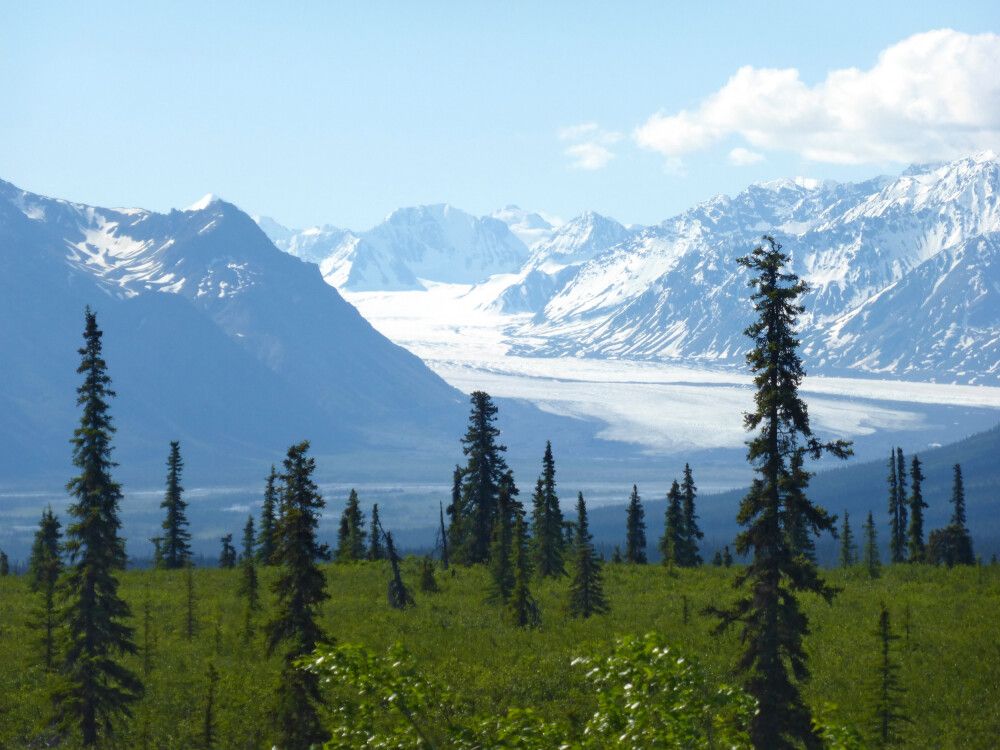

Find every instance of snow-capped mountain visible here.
[509,152,1000,384]
[262,204,529,291]
[490,205,560,248]
[0,179,465,482]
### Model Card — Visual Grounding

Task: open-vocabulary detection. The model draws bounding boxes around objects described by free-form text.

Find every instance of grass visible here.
[0,561,998,748]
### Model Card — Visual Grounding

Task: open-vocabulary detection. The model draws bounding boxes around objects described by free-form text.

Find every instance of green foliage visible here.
[386,532,415,610]
[241,514,256,563]
[840,510,857,568]
[624,484,647,564]
[159,441,192,569]
[336,488,367,562]
[218,534,237,569]
[713,237,851,750]
[906,456,927,563]
[660,479,685,566]
[680,464,704,566]
[55,307,143,746]
[567,493,609,618]
[28,506,63,670]
[531,441,565,577]
[507,515,540,628]
[864,511,882,578]
[202,662,219,750]
[419,557,439,593]
[869,604,909,747]
[256,465,280,565]
[368,504,386,561]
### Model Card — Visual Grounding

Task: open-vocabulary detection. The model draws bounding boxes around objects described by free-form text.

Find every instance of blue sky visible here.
[3,2,999,230]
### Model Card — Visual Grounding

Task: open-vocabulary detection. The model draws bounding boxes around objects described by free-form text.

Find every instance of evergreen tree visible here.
[185,563,198,640]
[507,514,540,627]
[712,550,723,566]
[28,506,63,670]
[256,466,280,565]
[55,307,142,745]
[438,501,449,570]
[567,493,609,618]
[839,510,857,568]
[624,484,647,564]
[680,464,704,565]
[784,450,818,563]
[336,489,367,562]
[385,532,415,609]
[927,464,975,566]
[906,456,927,562]
[445,464,464,566]
[266,440,330,749]
[531,441,565,577]
[722,545,733,567]
[368,503,386,561]
[709,238,851,750]
[202,662,219,750]
[659,480,685,566]
[488,473,518,603]
[219,534,237,568]
[0,551,8,575]
[887,450,906,563]
[241,515,256,563]
[455,391,509,564]
[419,556,439,593]
[950,463,967,528]
[149,536,164,568]
[159,441,191,569]
[895,448,908,561]
[864,511,881,579]
[870,604,908,747]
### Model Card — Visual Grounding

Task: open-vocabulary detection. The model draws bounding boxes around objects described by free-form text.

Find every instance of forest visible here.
[1,237,995,749]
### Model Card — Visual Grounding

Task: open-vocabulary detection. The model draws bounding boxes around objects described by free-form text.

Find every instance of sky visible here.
[3,1,1000,231]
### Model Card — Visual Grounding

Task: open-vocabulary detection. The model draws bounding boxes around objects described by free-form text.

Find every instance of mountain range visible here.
[264,152,1000,385]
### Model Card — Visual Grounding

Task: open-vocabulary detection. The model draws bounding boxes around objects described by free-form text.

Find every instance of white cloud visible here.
[635,29,1000,165]
[559,122,623,170]
[728,147,765,166]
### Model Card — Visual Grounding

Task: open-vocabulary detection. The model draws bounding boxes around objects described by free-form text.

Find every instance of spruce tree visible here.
[709,238,851,750]
[895,449,908,560]
[266,440,330,749]
[950,463,967,528]
[446,464,464,565]
[870,604,908,747]
[680,464,704,565]
[659,480,684,566]
[906,456,927,562]
[29,506,63,670]
[887,450,906,563]
[368,503,386,561]
[55,307,142,745]
[219,534,237,568]
[864,511,881,579]
[385,532,415,609]
[928,463,974,566]
[624,484,647,564]
[839,510,857,568]
[722,546,733,567]
[256,466,279,565]
[784,450,818,563]
[438,501,449,570]
[241,515,256,563]
[0,551,7,576]
[567,493,609,618]
[336,489,366,562]
[712,550,723,566]
[507,514,540,627]
[159,441,191,569]
[488,473,517,603]
[531,441,565,577]
[455,391,509,564]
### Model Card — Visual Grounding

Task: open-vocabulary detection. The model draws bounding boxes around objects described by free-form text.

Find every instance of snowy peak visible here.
[183,193,223,212]
[490,205,560,248]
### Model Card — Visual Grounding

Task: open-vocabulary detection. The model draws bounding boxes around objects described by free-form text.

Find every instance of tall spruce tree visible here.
[784,450,818,563]
[864,511,881,578]
[928,463,975,566]
[531,441,565,577]
[446,464,464,565]
[624,484,647,564]
[336,489,367,562]
[887,450,905,563]
[906,456,927,562]
[455,391,509,564]
[567,493,609,618]
[241,515,256,563]
[368,504,386,561]
[709,238,851,750]
[895,448,908,561]
[659,480,685,566]
[870,604,908,747]
[159,441,191,569]
[950,463,967,528]
[438,501,449,570]
[839,510,857,568]
[266,440,330,749]
[256,466,280,565]
[29,506,63,670]
[202,662,220,750]
[55,307,142,745]
[507,514,540,627]
[680,464,704,566]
